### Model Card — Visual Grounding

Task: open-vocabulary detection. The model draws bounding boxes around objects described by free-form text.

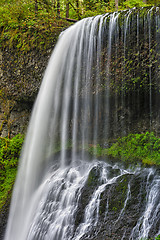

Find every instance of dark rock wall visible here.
[0,48,52,102]
[0,20,68,137]
[0,199,10,240]
[0,47,53,137]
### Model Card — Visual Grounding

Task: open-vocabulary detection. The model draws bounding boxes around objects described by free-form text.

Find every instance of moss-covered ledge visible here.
[88,132,160,167]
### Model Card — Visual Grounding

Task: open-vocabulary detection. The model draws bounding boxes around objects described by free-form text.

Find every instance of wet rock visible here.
[0,199,10,240]
[74,166,155,240]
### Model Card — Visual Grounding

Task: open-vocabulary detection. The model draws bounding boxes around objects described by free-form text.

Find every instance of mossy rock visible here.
[86,165,102,187]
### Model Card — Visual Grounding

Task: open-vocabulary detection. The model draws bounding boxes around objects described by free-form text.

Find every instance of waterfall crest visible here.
[5,7,160,240]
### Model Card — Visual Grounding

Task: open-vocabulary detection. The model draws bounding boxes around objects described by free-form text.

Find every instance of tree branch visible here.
[58,16,78,22]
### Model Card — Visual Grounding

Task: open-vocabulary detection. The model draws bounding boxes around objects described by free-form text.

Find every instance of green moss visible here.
[140,236,160,240]
[0,0,157,52]
[88,144,103,157]
[0,0,72,51]
[88,132,160,167]
[107,132,160,166]
[0,168,17,209]
[107,174,129,212]
[114,175,128,208]
[86,166,101,187]
[0,134,24,210]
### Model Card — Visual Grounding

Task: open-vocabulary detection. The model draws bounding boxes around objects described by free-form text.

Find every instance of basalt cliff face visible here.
[0,22,70,137]
[0,47,53,137]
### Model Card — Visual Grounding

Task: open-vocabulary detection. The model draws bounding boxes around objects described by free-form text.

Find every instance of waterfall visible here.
[4,7,160,240]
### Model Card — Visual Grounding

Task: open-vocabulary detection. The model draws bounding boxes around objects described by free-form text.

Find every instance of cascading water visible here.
[4,7,160,240]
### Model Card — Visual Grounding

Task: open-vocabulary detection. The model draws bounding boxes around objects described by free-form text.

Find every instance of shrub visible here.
[0,134,24,210]
[88,132,160,166]
[106,132,160,166]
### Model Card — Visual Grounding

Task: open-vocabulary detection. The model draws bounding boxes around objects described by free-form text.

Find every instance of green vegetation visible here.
[0,134,24,210]
[87,166,101,187]
[108,174,129,212]
[0,0,158,51]
[88,132,160,166]
[0,135,73,210]
[0,0,71,51]
[141,236,160,240]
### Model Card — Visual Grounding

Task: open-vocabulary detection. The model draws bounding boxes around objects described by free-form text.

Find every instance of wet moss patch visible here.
[88,132,160,167]
[0,134,24,211]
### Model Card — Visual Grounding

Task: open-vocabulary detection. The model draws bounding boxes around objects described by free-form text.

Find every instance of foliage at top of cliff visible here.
[0,0,72,51]
[0,0,158,51]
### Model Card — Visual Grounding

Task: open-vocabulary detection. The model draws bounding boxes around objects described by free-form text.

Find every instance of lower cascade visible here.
[4,7,160,240]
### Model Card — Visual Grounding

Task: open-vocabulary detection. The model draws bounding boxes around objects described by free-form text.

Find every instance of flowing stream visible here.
[4,7,160,240]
